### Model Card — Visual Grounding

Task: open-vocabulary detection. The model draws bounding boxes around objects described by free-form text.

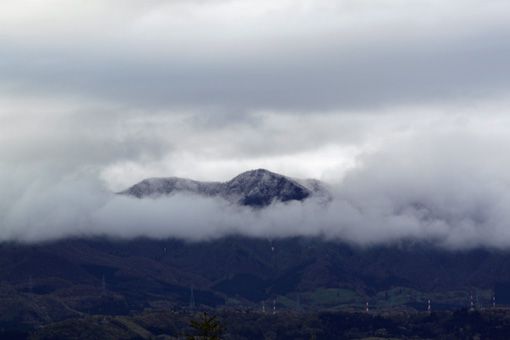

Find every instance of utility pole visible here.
[270,240,276,271]
[101,275,106,296]
[28,275,33,294]
[189,287,196,310]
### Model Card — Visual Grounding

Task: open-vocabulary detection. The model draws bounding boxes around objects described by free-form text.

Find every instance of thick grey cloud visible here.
[1,0,510,111]
[2,1,510,247]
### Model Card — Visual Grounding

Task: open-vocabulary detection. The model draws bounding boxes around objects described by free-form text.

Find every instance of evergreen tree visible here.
[188,312,224,340]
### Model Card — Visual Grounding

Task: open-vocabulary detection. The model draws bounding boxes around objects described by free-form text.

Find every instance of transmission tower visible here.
[189,287,196,310]
[28,275,33,294]
[101,275,106,296]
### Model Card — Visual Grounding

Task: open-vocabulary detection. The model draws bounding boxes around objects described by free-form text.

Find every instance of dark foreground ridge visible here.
[3,236,510,337]
[119,168,329,207]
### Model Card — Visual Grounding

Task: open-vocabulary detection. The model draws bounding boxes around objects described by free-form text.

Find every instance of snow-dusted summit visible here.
[119,169,330,207]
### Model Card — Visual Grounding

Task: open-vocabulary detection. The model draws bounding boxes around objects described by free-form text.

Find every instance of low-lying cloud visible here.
[3,124,510,249]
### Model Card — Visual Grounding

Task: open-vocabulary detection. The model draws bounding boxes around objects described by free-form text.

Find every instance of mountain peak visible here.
[225,169,310,206]
[237,168,277,175]
[120,169,328,207]
[228,169,285,185]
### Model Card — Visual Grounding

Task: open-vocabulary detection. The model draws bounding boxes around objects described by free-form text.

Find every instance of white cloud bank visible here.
[3,114,510,249]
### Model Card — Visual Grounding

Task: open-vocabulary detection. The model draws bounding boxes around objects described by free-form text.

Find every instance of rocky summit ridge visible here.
[119,168,329,207]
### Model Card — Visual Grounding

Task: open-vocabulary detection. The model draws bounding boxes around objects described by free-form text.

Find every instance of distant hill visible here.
[118,169,330,207]
[1,236,510,329]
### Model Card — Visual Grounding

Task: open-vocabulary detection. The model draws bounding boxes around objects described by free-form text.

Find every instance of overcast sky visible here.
[2,0,510,246]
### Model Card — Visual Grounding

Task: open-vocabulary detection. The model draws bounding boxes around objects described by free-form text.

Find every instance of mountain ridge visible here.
[119,168,330,207]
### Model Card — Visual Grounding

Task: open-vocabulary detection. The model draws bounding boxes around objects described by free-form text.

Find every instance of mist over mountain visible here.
[4,130,510,248]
